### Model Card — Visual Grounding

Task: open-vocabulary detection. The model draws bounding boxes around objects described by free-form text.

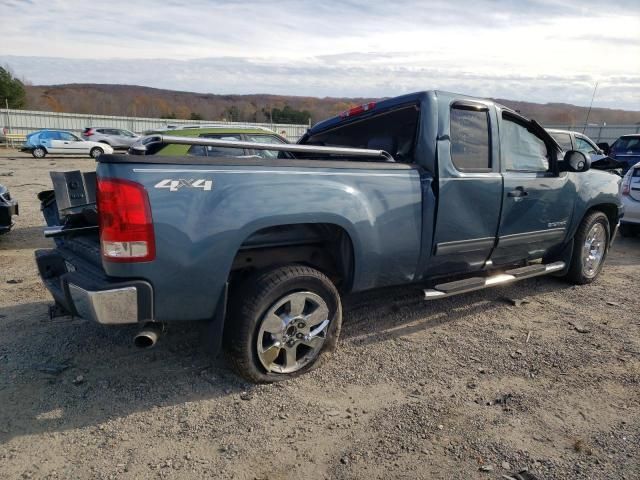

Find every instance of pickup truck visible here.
[35,91,623,383]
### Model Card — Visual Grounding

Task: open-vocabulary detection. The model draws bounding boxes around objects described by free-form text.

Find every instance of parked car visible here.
[620,161,640,237]
[35,90,622,383]
[82,127,140,149]
[21,130,114,159]
[129,127,289,159]
[547,129,623,172]
[0,183,18,234]
[607,134,640,174]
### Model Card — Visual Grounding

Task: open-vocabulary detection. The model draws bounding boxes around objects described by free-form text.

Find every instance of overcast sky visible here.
[1,0,639,109]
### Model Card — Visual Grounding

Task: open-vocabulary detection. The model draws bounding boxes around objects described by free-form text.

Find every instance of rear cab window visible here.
[302,104,420,163]
[612,136,640,154]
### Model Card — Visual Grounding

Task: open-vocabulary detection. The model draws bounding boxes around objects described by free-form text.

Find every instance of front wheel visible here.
[225,265,342,383]
[32,147,46,158]
[565,211,610,284]
[90,147,104,159]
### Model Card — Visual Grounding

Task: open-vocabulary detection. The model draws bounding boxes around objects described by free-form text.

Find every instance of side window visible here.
[59,132,78,141]
[187,134,243,157]
[501,116,549,172]
[575,136,597,154]
[245,134,286,159]
[550,132,572,151]
[449,106,491,171]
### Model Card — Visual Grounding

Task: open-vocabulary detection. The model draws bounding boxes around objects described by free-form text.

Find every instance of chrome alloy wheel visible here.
[582,222,607,278]
[256,291,330,374]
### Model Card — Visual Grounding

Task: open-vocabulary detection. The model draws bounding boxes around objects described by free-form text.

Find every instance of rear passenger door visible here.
[428,101,503,275]
[492,111,575,265]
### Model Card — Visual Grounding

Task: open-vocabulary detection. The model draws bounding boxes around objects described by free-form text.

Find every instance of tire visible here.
[90,147,104,159]
[619,223,636,238]
[225,265,342,383]
[32,147,46,159]
[565,211,610,284]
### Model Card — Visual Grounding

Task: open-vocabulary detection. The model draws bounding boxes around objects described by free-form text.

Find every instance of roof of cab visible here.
[306,90,509,137]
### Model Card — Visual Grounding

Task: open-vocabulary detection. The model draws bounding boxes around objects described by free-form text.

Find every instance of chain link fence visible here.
[545,124,640,144]
[1,108,310,141]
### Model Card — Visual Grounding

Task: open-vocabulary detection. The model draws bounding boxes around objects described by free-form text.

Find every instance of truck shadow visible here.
[341,276,574,346]
[0,301,239,445]
[0,276,577,444]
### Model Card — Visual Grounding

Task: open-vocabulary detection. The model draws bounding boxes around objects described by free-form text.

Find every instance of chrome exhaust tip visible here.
[134,322,163,349]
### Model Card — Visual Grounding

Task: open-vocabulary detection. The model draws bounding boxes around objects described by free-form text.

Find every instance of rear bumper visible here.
[35,248,153,324]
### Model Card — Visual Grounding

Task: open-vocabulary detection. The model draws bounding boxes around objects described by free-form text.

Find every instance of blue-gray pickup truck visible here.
[36,91,623,383]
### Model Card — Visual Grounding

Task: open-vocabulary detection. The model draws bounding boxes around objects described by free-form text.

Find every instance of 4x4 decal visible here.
[154,179,213,192]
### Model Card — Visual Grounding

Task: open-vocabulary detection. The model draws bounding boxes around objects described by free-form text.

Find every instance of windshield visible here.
[612,136,640,154]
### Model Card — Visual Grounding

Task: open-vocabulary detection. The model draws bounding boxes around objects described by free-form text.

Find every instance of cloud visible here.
[0,0,639,109]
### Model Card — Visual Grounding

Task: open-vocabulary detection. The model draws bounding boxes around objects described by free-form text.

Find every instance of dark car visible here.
[608,134,640,174]
[0,183,18,234]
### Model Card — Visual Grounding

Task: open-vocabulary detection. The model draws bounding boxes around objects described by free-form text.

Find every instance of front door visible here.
[492,112,575,265]
[427,100,502,276]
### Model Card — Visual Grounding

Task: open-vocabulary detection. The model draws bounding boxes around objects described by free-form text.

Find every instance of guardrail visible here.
[0,108,310,140]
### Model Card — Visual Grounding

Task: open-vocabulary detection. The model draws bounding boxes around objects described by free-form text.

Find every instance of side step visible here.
[424,261,565,300]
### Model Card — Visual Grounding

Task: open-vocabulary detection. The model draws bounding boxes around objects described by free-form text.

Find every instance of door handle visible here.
[508,187,528,198]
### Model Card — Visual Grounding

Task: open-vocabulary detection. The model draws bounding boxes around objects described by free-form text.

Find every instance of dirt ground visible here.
[0,151,638,480]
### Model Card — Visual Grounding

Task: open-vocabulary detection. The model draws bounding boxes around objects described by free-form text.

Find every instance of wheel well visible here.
[98,141,111,146]
[230,223,355,292]
[586,204,618,239]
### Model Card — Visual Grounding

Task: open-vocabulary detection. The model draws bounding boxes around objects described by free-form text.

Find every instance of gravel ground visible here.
[0,152,639,480]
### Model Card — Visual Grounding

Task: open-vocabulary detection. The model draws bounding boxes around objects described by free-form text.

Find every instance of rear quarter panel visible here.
[97,160,423,322]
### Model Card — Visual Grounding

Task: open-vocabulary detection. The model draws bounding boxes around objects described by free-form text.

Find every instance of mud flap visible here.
[206,283,228,357]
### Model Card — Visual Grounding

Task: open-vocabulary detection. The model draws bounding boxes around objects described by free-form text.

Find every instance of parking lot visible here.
[0,151,638,479]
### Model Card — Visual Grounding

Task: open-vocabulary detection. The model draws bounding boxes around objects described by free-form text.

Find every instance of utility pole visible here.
[583,82,598,134]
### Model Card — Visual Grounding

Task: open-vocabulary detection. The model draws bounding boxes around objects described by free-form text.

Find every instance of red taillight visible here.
[339,102,376,119]
[97,178,155,262]
[621,174,631,196]
[85,129,94,136]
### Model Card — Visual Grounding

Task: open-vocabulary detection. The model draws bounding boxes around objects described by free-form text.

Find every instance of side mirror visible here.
[564,150,591,173]
[597,142,610,155]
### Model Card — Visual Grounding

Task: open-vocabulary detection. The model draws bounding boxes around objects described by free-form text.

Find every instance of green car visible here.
[129,127,289,158]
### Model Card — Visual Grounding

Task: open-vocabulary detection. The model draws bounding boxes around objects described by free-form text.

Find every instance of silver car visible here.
[81,127,140,149]
[620,161,640,237]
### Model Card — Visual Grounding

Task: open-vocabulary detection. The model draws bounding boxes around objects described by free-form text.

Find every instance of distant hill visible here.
[24,83,640,126]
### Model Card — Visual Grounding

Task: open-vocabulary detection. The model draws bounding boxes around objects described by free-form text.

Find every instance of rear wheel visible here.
[225,265,342,383]
[565,211,610,284]
[90,147,104,159]
[32,147,46,158]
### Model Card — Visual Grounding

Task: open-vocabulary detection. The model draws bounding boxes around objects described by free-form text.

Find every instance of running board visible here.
[423,261,565,300]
